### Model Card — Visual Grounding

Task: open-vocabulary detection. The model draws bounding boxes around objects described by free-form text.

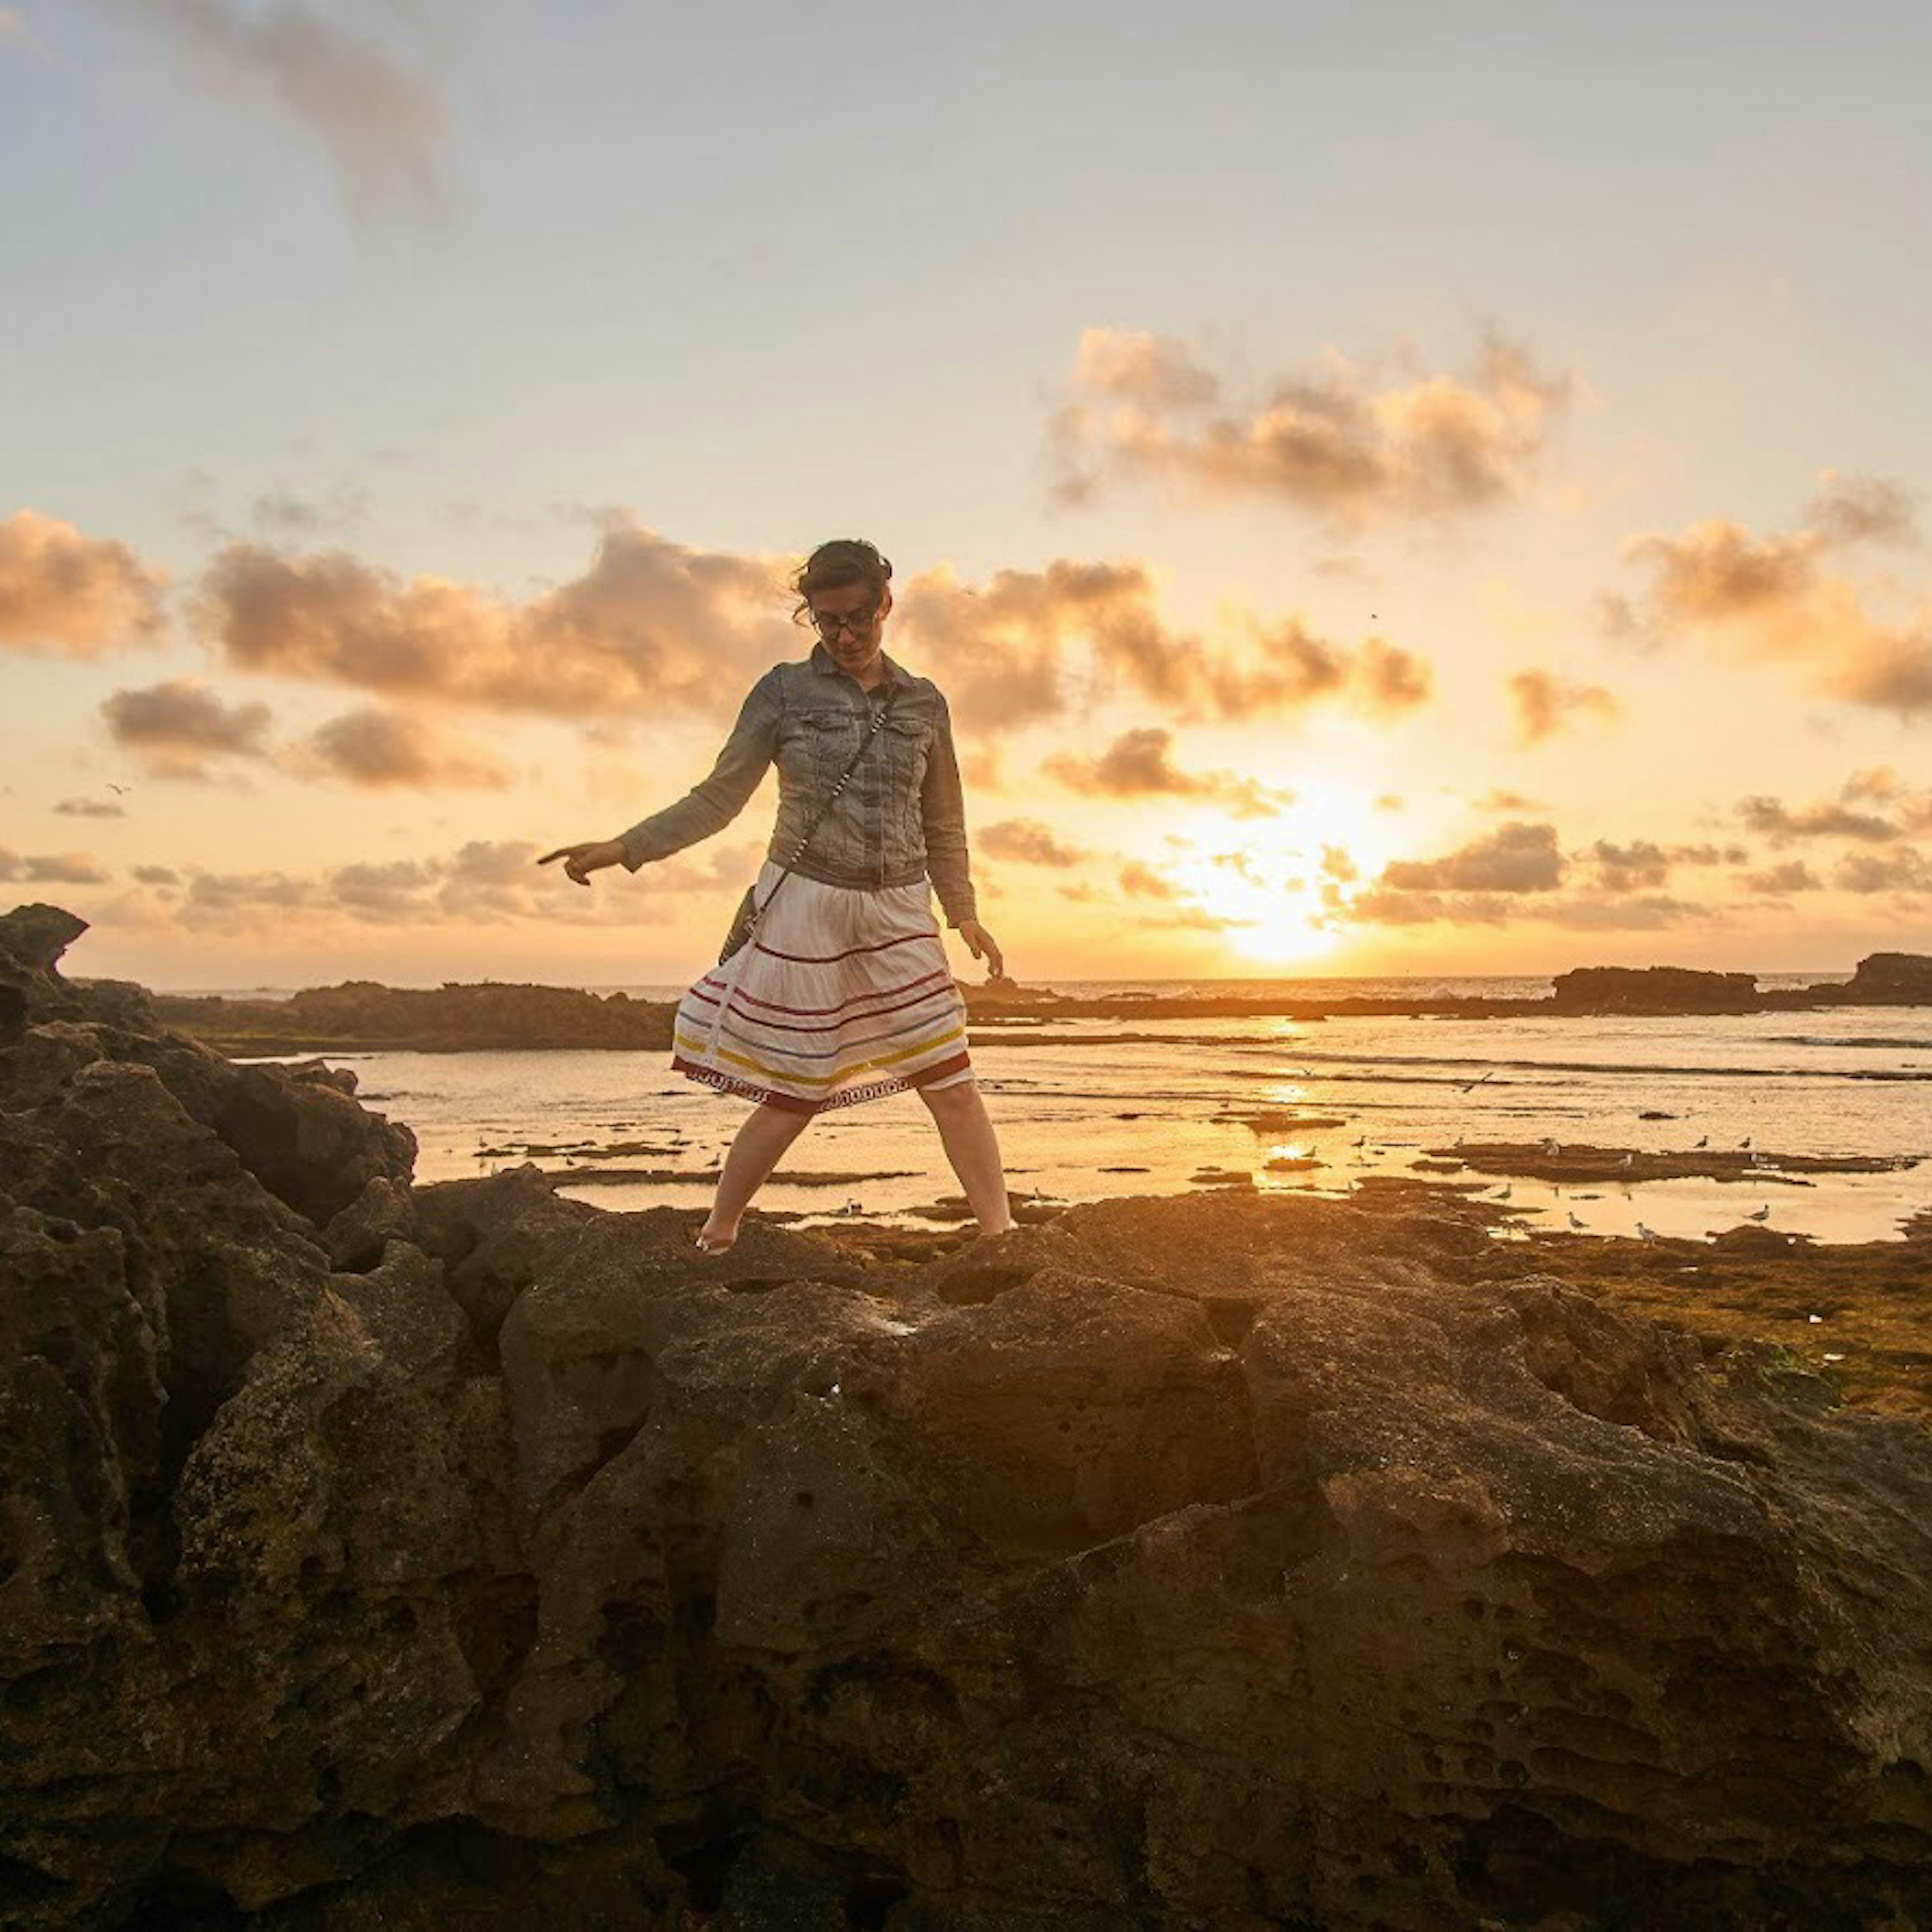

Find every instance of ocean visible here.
[216,973,1931,1246]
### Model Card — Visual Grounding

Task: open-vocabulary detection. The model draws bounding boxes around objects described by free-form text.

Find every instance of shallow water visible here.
[239,974,1932,1246]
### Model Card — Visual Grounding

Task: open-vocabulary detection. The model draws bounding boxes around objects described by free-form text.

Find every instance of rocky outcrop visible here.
[147,979,678,1054]
[5,903,1932,1928]
[1549,964,1762,1013]
[1840,951,1932,1003]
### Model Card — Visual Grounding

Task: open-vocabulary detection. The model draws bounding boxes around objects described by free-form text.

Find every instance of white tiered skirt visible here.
[671,860,974,1114]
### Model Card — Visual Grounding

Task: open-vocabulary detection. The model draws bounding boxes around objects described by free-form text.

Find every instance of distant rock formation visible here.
[115,946,1932,1054]
[1842,951,1932,1003]
[1549,963,1762,1013]
[6,900,1932,1925]
[147,976,676,1054]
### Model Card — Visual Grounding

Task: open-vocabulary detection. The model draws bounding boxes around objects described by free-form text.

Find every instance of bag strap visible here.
[746,687,898,929]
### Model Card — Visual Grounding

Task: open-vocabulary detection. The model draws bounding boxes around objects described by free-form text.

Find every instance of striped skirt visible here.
[671,859,975,1114]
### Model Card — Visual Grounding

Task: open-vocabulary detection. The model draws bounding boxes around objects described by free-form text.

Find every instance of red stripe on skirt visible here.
[686,976,957,1036]
[695,963,953,1018]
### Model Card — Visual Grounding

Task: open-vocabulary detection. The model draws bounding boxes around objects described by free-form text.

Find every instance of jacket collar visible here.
[810,637,909,692]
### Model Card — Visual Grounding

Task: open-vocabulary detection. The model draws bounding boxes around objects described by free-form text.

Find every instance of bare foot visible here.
[694,1223,738,1253]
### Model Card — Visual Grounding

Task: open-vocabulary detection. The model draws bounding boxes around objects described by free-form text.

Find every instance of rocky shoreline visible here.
[6,901,1932,1927]
[134,951,1932,1056]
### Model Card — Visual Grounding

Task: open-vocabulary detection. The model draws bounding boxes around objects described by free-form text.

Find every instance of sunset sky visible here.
[4,1,1929,990]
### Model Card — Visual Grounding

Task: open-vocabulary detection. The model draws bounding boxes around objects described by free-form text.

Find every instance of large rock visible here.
[3,903,1930,1927]
[1840,950,1932,1003]
[1549,963,1761,1013]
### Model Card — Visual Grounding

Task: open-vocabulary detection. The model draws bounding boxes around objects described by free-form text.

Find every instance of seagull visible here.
[1352,1133,1369,1148]
[1567,1211,1587,1230]
[107,782,131,795]
[1452,1134,1464,1149]
[1540,1137,1562,1156]
[839,1196,863,1217]
[1637,1222,1661,1242]
[1620,1152,1635,1169]
[1693,1135,1708,1149]
[1459,1070,1497,1093]
[1739,1136,1752,1149]
[1748,1151,1766,1168]
[1495,1183,1513,1201]
[1747,1204,1771,1222]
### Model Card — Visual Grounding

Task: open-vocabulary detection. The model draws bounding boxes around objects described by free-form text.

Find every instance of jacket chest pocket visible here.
[879,710,934,790]
[785,707,861,784]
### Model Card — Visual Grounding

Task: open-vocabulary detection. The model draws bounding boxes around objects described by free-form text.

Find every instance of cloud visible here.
[0,511,170,657]
[1118,860,1180,900]
[188,523,1431,743]
[288,704,512,789]
[1736,794,1910,845]
[0,848,111,884]
[1612,496,1932,716]
[116,0,453,222]
[1507,668,1620,746]
[1739,860,1823,895]
[1336,881,1706,931]
[191,517,788,719]
[1046,326,1579,528]
[101,834,769,936]
[1802,471,1921,549]
[978,819,1088,867]
[1043,727,1294,819]
[101,677,275,779]
[251,483,372,534]
[904,560,1428,731]
[1378,821,1564,894]
[1828,848,1932,894]
[1584,839,1670,891]
[53,797,127,818]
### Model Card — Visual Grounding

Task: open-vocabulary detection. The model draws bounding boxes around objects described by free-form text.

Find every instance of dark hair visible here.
[789,538,893,628]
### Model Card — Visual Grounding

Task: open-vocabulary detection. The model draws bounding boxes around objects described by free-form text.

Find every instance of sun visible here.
[1160,781,1388,966]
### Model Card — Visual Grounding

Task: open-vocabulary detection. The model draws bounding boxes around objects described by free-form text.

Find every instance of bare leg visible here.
[916,1076,1014,1234]
[700,1099,814,1247]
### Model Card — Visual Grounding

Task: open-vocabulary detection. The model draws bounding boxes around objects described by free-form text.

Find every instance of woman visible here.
[539,538,1014,1253]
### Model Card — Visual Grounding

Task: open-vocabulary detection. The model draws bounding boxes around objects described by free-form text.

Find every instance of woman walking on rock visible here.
[540,538,1013,1253]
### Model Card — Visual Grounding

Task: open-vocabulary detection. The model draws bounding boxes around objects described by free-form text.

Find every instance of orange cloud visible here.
[101,678,274,780]
[1047,326,1579,527]
[192,517,786,720]
[1612,487,1932,715]
[1507,668,1620,747]
[0,511,170,657]
[978,819,1088,867]
[1043,727,1293,819]
[290,705,512,790]
[90,835,769,938]
[1379,821,1564,894]
[0,849,110,886]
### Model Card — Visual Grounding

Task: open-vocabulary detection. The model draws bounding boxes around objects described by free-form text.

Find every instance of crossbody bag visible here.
[717,686,898,965]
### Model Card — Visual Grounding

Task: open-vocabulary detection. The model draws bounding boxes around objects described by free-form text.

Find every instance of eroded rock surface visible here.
[5,904,1932,1928]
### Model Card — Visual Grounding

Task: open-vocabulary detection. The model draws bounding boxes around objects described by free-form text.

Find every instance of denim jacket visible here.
[616,639,979,926]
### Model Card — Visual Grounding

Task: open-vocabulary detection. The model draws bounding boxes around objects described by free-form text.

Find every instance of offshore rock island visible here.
[136,950,1932,1056]
[4,900,1932,1926]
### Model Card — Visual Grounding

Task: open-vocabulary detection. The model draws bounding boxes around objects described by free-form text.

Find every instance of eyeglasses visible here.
[811,601,880,641]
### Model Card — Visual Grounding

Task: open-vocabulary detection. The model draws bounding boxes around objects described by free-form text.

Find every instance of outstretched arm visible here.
[615,668,782,872]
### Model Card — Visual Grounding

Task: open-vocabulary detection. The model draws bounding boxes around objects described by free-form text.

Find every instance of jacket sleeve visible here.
[615,668,781,872]
[919,688,979,927]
